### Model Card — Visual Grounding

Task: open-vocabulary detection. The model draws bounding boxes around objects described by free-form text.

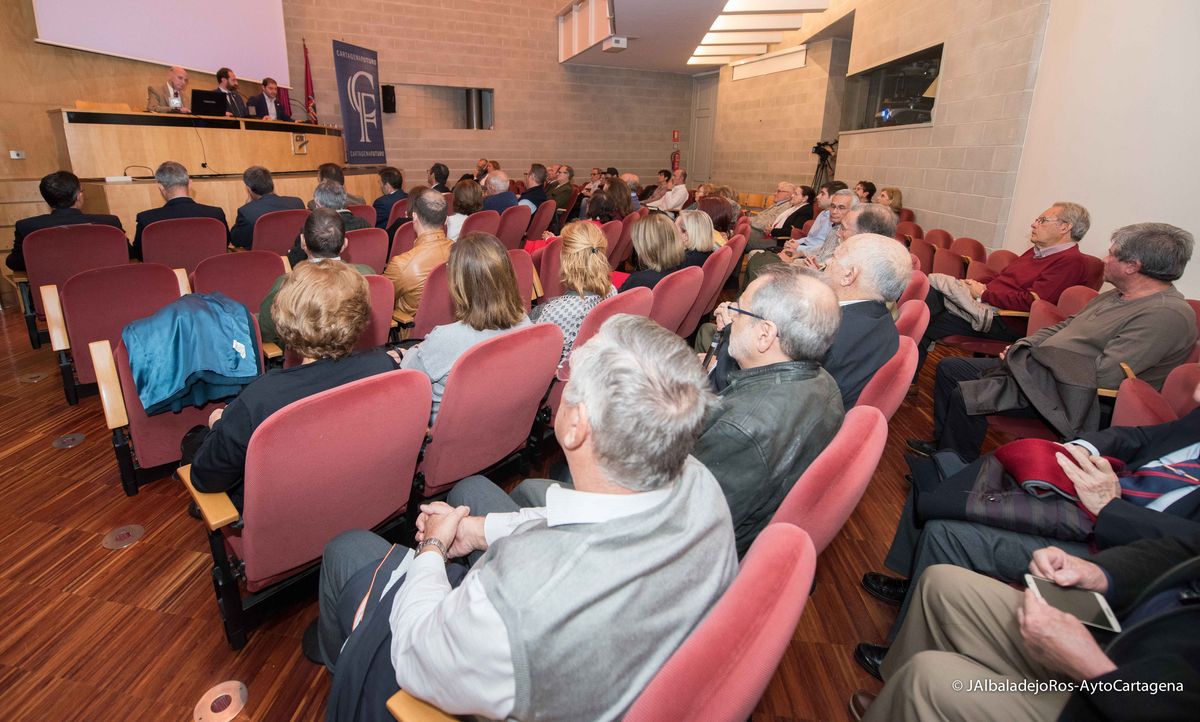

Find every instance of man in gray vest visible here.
[313,314,738,721]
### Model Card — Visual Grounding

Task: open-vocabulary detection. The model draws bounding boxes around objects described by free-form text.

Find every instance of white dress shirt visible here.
[264,95,278,119]
[387,482,674,717]
[648,184,688,212]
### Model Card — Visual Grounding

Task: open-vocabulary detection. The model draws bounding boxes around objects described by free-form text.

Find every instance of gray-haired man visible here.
[132,160,228,259]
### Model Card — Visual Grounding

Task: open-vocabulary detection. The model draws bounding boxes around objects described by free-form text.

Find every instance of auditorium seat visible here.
[525,200,556,242]
[895,221,924,242]
[600,219,623,259]
[897,269,929,306]
[1111,363,1200,428]
[676,244,733,338]
[251,209,309,255]
[951,236,988,264]
[537,238,564,299]
[1082,254,1105,290]
[141,217,228,273]
[385,199,410,230]
[608,211,639,270]
[346,204,375,226]
[924,228,953,249]
[180,369,433,649]
[507,249,536,312]
[908,238,936,275]
[719,233,747,290]
[895,299,931,342]
[648,267,704,334]
[986,248,1019,273]
[496,204,532,250]
[342,228,390,273]
[391,221,417,257]
[458,209,501,237]
[405,262,452,340]
[855,336,918,421]
[931,246,966,278]
[192,251,289,312]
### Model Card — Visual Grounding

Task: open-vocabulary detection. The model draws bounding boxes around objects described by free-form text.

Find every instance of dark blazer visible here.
[430,183,450,194]
[247,93,293,122]
[770,203,814,238]
[230,193,306,249]
[132,197,229,260]
[483,191,518,214]
[220,89,249,118]
[519,185,548,209]
[7,207,126,271]
[373,190,408,229]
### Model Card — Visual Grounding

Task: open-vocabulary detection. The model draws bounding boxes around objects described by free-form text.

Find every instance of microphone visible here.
[702,324,726,371]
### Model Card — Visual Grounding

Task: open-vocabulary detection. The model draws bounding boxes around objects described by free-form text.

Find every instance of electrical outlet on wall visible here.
[9,150,26,159]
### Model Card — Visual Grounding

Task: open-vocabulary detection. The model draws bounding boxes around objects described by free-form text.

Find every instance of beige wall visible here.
[1005,0,1200,297]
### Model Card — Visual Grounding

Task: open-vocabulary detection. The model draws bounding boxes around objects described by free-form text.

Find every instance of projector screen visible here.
[32,0,292,88]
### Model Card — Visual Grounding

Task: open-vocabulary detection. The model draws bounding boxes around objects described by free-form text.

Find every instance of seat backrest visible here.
[419,324,563,496]
[607,211,640,270]
[923,228,952,249]
[677,244,733,338]
[346,204,375,226]
[897,269,930,306]
[638,205,650,218]
[769,407,888,552]
[385,198,409,230]
[538,238,564,299]
[241,370,432,584]
[507,249,535,312]
[1082,254,1105,290]
[1188,300,1200,363]
[931,246,966,278]
[1028,298,1066,335]
[525,200,557,242]
[855,336,918,420]
[895,299,931,342]
[623,524,817,722]
[718,233,747,289]
[908,238,936,275]
[358,275,395,350]
[342,228,390,273]
[965,259,991,281]
[459,209,501,237]
[1111,376,1178,428]
[1057,285,1100,317]
[1163,363,1200,417]
[192,250,287,311]
[251,209,309,255]
[649,267,704,334]
[496,205,533,250]
[600,219,623,257]
[408,262,453,340]
[898,208,916,223]
[986,248,1019,273]
[62,263,181,384]
[950,236,987,263]
[390,221,417,257]
[896,221,924,241]
[142,217,228,274]
[25,225,130,317]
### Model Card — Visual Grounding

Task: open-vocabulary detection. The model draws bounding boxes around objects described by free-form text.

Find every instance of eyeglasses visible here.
[1033,216,1066,225]
[727,304,768,322]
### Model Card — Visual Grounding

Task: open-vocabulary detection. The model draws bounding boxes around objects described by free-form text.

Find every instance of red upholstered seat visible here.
[496,204,532,250]
[856,336,918,421]
[896,299,931,342]
[537,238,564,299]
[898,208,916,223]
[407,262,452,340]
[986,248,1019,273]
[896,221,924,242]
[390,221,417,257]
[459,209,500,237]
[608,211,639,270]
[897,269,930,306]
[649,266,704,335]
[342,228,390,273]
[931,246,966,278]
[1082,254,1105,290]
[951,236,987,263]
[909,239,935,275]
[443,193,454,214]
[677,244,733,338]
[385,198,409,230]
[251,209,309,255]
[416,324,563,498]
[346,204,375,226]
[623,524,817,722]
[966,259,991,281]
[769,406,888,552]
[23,223,129,319]
[599,219,623,258]
[525,200,556,242]
[924,228,953,249]
[359,275,395,350]
[507,249,535,312]
[142,217,228,273]
[720,233,747,289]
[192,250,288,312]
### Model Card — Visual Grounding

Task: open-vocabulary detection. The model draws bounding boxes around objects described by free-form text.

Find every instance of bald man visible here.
[147,65,191,113]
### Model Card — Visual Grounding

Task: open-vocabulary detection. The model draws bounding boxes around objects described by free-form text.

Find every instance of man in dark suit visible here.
[287,180,370,267]
[229,166,305,249]
[481,171,517,213]
[247,77,292,122]
[216,67,249,118]
[372,167,407,229]
[6,171,126,271]
[306,163,365,209]
[132,161,228,260]
[427,163,450,194]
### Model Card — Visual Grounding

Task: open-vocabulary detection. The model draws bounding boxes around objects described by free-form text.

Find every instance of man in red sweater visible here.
[917,201,1091,373]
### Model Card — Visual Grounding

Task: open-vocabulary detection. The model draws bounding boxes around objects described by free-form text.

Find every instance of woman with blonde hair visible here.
[530,221,617,361]
[400,232,531,419]
[876,186,903,215]
[676,209,716,268]
[619,213,685,292]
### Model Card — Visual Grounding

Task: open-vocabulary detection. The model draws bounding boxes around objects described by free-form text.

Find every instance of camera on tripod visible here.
[811,140,838,159]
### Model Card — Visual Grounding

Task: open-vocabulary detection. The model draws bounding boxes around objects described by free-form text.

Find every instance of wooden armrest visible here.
[41,284,69,350]
[89,340,129,429]
[530,267,544,299]
[10,271,28,284]
[386,691,458,722]
[178,464,240,531]
[1120,361,1136,380]
[174,268,191,295]
[996,309,1031,318]
[262,342,283,359]
[281,255,292,273]
[1097,388,1119,398]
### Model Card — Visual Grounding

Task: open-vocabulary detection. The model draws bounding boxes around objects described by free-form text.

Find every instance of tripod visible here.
[812,151,835,190]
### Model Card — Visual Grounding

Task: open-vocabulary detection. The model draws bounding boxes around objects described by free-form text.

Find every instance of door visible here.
[688,71,719,184]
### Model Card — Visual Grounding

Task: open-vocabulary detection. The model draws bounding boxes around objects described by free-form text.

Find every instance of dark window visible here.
[841,45,943,131]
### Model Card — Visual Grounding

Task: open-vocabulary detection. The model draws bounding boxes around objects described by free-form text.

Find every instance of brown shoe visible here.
[849,689,876,721]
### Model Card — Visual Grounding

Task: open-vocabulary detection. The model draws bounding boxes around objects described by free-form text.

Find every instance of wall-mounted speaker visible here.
[382,85,396,113]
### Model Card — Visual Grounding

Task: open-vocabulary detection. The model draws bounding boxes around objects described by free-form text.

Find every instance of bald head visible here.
[484,171,510,195]
[166,65,188,93]
[826,233,913,303]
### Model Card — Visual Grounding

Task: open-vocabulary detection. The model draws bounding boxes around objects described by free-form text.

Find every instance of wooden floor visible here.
[0,303,985,721]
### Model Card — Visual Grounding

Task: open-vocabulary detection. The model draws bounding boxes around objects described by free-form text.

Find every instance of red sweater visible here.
[980,245,1088,311]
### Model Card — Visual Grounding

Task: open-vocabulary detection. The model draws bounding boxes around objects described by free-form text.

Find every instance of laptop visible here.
[191,90,228,116]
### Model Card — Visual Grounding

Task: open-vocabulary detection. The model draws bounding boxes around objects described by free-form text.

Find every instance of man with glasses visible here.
[917,202,1093,374]
[693,264,845,556]
[517,164,549,212]
[748,180,798,243]
[548,165,574,211]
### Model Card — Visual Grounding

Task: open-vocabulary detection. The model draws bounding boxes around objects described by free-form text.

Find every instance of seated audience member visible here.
[849,535,1200,721]
[189,260,399,510]
[620,172,642,211]
[399,232,532,419]
[427,162,450,193]
[677,209,716,268]
[307,163,365,209]
[854,180,876,203]
[260,208,375,346]
[446,179,483,241]
[229,166,305,249]
[695,264,844,556]
[683,182,714,212]
[313,314,736,720]
[487,160,502,173]
[646,168,689,213]
[768,185,816,240]
[215,67,248,117]
[618,213,685,292]
[7,170,126,271]
[583,187,619,224]
[517,164,549,212]
[247,77,293,121]
[798,180,849,250]
[385,184,428,240]
[698,196,735,246]
[748,181,798,248]
[643,169,672,204]
[146,64,190,113]
[529,221,616,362]
[372,167,407,229]
[548,165,574,211]
[794,187,858,262]
[715,185,741,215]
[384,189,452,323]
[482,171,518,213]
[132,161,228,260]
[910,222,1196,462]
[582,166,604,195]
[473,158,489,183]
[918,202,1092,373]
[876,186,903,216]
[604,176,634,219]
[288,180,369,267]
[744,193,879,283]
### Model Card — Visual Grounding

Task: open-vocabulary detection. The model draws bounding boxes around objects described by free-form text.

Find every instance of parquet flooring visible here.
[0,303,990,721]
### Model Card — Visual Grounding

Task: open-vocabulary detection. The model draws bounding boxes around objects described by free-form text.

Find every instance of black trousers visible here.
[930,357,1042,461]
[917,288,1021,373]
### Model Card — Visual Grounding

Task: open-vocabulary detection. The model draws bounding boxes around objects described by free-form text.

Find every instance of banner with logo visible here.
[332,40,385,164]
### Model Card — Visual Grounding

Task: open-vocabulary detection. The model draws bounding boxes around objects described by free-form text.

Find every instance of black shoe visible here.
[903,473,913,486]
[905,438,938,457]
[861,572,910,605]
[187,501,202,520]
[301,619,324,665]
[853,643,889,681]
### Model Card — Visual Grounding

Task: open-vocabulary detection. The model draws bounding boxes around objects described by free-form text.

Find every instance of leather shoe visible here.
[906,438,938,457]
[853,642,889,681]
[849,689,876,721]
[861,572,909,606]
